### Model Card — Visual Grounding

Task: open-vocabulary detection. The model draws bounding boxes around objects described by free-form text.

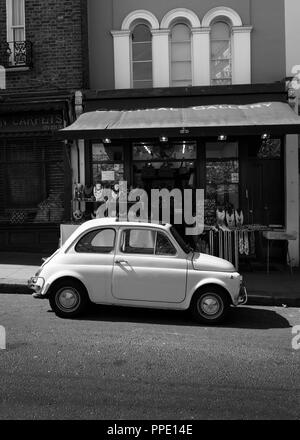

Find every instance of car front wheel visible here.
[191,287,230,324]
[49,280,88,319]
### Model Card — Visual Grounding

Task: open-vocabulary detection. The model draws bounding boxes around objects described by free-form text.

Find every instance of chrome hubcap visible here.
[57,288,80,311]
[199,295,222,316]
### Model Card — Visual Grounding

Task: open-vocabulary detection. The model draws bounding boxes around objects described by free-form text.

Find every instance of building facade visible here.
[63,0,300,268]
[1,0,299,268]
[0,0,88,252]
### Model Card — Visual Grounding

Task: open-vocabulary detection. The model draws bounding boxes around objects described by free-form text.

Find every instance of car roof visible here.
[81,218,171,229]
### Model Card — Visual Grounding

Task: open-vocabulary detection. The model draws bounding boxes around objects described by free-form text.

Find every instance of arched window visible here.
[131,24,153,88]
[170,23,192,87]
[210,21,232,85]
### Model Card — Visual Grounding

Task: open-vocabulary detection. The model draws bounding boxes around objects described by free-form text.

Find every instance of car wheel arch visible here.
[189,283,232,309]
[48,276,90,300]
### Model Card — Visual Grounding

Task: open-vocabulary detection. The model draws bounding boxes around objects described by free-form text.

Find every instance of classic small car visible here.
[29,218,247,324]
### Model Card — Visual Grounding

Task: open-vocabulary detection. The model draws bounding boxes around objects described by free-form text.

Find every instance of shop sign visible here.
[0,113,64,132]
[102,171,115,181]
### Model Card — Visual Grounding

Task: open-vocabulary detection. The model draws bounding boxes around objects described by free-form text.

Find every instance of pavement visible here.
[0,252,300,307]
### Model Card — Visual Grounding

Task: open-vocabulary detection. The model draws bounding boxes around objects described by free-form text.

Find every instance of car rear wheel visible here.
[49,280,88,319]
[191,287,229,324]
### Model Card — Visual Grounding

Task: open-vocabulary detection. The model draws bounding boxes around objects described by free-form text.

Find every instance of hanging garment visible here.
[244,231,249,256]
[239,230,244,255]
[226,211,236,228]
[216,209,226,226]
[235,210,244,227]
[73,209,83,221]
[111,190,119,200]
[84,185,94,198]
[188,172,195,187]
[93,185,104,202]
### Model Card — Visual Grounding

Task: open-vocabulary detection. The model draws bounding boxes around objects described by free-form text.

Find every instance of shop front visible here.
[0,99,72,252]
[61,85,300,269]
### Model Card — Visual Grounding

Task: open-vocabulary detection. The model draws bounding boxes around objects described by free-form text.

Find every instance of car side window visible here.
[75,228,116,254]
[120,229,156,254]
[155,232,177,256]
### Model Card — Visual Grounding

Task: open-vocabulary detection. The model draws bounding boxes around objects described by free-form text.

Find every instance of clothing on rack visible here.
[235,209,244,227]
[226,211,235,228]
[216,209,226,226]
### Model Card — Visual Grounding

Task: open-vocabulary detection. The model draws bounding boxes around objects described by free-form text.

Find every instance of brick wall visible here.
[0,0,89,93]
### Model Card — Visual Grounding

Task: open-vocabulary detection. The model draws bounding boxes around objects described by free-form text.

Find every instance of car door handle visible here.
[115,259,129,265]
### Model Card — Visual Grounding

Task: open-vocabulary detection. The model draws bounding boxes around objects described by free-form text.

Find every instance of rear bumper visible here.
[28,277,48,299]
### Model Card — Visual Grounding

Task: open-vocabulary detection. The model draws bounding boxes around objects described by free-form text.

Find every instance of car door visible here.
[66,227,116,303]
[112,227,187,303]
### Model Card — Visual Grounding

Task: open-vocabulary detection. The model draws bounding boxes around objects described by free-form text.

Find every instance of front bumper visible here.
[28,277,47,299]
[237,284,248,305]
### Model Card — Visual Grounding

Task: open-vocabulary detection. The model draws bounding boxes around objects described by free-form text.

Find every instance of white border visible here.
[161,8,201,29]
[121,9,159,30]
[202,6,243,27]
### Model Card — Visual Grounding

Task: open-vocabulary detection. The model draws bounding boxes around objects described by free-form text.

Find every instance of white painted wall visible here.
[111,30,131,89]
[285,0,300,78]
[285,135,299,266]
[285,0,300,266]
[152,30,170,87]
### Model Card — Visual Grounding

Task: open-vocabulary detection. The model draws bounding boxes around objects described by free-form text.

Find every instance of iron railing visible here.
[0,41,33,68]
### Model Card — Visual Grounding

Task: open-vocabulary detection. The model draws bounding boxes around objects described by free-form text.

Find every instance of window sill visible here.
[6,66,31,72]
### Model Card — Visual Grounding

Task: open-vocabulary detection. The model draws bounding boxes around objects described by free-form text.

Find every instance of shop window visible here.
[257,138,281,159]
[0,139,65,224]
[92,143,124,185]
[170,23,192,87]
[132,142,196,161]
[206,142,239,209]
[132,24,153,89]
[2,143,45,210]
[210,21,232,85]
[132,141,196,191]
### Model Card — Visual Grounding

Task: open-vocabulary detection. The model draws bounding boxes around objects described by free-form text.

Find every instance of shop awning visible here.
[60,101,300,139]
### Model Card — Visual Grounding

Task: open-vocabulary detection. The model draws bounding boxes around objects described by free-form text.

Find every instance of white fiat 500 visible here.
[29,219,247,324]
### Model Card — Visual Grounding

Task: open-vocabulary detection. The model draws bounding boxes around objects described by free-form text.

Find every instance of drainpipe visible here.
[74,90,83,183]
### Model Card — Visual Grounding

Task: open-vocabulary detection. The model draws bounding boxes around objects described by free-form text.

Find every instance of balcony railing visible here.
[0,41,33,69]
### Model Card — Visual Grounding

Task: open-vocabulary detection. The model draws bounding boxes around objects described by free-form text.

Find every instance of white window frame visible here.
[202,7,252,85]
[6,0,26,42]
[130,22,153,89]
[169,21,192,87]
[111,10,159,89]
[210,20,232,86]
[161,8,201,87]
[111,7,252,89]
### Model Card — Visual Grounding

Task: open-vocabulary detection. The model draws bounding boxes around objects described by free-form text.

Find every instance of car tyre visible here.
[191,287,229,325]
[49,279,89,319]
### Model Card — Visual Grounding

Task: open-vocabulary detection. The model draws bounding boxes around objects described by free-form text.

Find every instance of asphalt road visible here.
[0,294,299,420]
